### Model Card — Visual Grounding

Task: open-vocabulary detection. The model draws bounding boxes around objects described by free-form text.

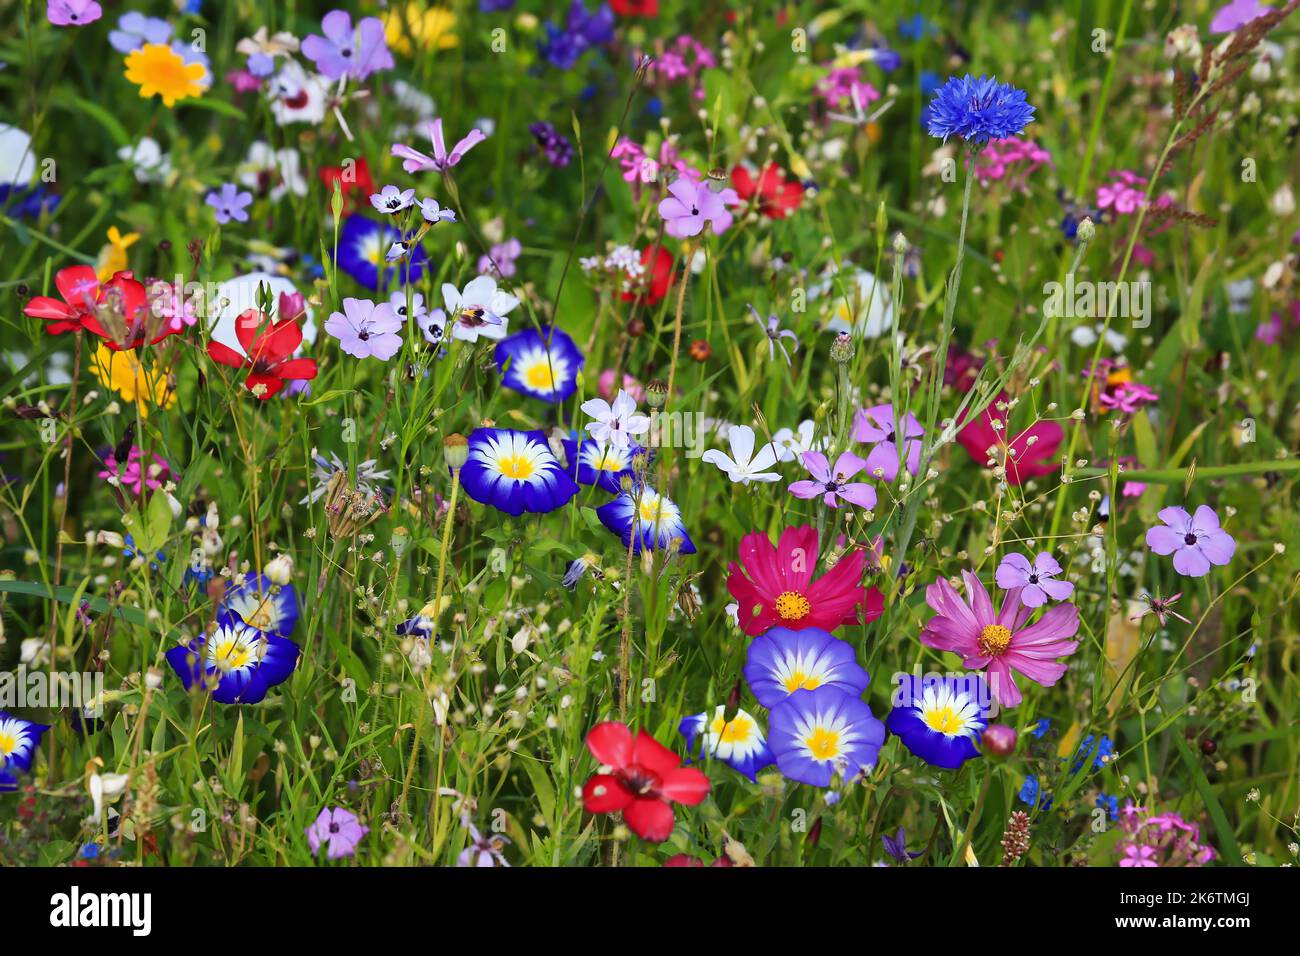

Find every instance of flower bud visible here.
[830,331,854,365]
[264,553,294,586]
[1076,216,1096,243]
[645,379,668,409]
[443,433,469,471]
[981,723,1018,756]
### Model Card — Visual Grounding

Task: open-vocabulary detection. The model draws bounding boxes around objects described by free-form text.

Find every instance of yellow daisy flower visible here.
[89,344,175,419]
[384,4,459,55]
[124,43,206,108]
[96,226,140,281]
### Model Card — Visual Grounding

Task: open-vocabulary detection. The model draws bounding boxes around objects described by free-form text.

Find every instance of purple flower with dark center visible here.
[1146,505,1236,578]
[529,121,573,167]
[205,183,253,224]
[852,404,923,482]
[658,177,739,238]
[46,0,101,26]
[882,827,923,863]
[925,74,1036,144]
[994,552,1074,608]
[789,451,877,510]
[306,807,369,859]
[325,297,404,360]
[370,184,415,215]
[301,10,393,82]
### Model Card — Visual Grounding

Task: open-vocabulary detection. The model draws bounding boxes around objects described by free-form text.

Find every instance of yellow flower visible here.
[96,226,140,281]
[124,43,205,108]
[89,344,175,419]
[384,4,459,55]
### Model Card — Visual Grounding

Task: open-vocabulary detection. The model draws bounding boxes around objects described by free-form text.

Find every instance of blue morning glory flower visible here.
[595,486,695,554]
[0,712,50,788]
[885,674,990,770]
[561,438,642,495]
[742,626,870,709]
[460,428,579,516]
[218,572,300,639]
[165,620,300,705]
[767,686,886,788]
[336,215,428,290]
[925,74,1036,144]
[494,326,585,403]
[679,705,776,782]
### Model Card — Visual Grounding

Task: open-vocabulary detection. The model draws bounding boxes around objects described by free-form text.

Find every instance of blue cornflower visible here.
[539,1,614,70]
[1030,717,1051,738]
[1096,792,1119,821]
[1071,734,1114,773]
[1018,774,1053,810]
[925,74,1036,144]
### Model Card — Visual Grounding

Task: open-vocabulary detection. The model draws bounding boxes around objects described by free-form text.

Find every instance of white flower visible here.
[117,136,172,184]
[815,265,894,339]
[440,275,519,343]
[581,389,650,450]
[0,124,36,185]
[771,419,818,463]
[701,425,781,484]
[238,142,307,202]
[371,184,416,215]
[87,771,130,825]
[267,61,329,126]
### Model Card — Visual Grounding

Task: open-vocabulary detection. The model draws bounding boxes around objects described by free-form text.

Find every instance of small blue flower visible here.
[1071,734,1114,773]
[538,1,614,70]
[1030,717,1051,738]
[768,687,886,788]
[925,74,1036,144]
[1018,774,1053,810]
[1096,792,1119,821]
[679,706,775,782]
[595,486,695,555]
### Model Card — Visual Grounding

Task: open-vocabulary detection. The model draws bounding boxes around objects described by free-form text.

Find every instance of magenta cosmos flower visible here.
[852,404,923,482]
[1145,506,1235,578]
[994,552,1074,609]
[306,807,369,859]
[920,571,1080,709]
[658,177,739,238]
[789,450,877,510]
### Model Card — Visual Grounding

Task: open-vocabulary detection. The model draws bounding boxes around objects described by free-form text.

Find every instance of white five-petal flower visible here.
[701,425,781,484]
[581,389,650,451]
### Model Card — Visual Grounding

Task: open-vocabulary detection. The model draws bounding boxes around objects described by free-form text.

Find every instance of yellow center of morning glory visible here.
[0,730,15,756]
[213,639,252,672]
[806,727,841,761]
[774,590,811,620]
[718,715,753,743]
[638,498,662,522]
[524,362,555,390]
[782,670,822,694]
[923,704,964,735]
[978,624,1013,657]
[497,455,535,480]
[243,598,276,632]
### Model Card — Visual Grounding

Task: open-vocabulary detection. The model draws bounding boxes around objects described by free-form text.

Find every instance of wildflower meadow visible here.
[2,0,1300,898]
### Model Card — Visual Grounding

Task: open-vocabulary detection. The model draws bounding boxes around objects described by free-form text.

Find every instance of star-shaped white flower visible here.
[701,425,781,484]
[581,389,650,451]
[771,419,818,463]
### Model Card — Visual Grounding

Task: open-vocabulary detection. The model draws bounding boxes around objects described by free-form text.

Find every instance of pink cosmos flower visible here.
[919,570,1080,709]
[994,552,1074,608]
[788,451,877,510]
[306,807,369,860]
[1145,506,1235,577]
[657,178,739,238]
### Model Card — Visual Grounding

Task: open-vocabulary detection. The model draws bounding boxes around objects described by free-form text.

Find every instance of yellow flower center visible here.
[923,704,964,735]
[212,639,252,672]
[243,598,276,632]
[806,727,841,761]
[525,362,555,390]
[774,590,811,621]
[638,498,663,522]
[710,714,754,744]
[0,730,15,756]
[782,670,822,694]
[978,624,1013,657]
[497,455,534,480]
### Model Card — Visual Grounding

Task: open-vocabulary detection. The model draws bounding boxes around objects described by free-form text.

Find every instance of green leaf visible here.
[1174,735,1241,863]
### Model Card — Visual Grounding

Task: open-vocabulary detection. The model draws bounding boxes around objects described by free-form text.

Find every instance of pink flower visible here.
[1145,505,1235,577]
[99,446,171,497]
[919,571,1080,709]
[657,177,739,238]
[788,451,877,510]
[306,807,369,859]
[1097,171,1147,214]
[994,552,1074,608]
[1120,844,1158,867]
[46,0,101,27]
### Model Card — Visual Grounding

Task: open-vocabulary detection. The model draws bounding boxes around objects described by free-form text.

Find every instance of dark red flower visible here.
[726,524,884,637]
[731,163,804,219]
[24,267,169,350]
[206,310,318,400]
[581,721,710,843]
[611,0,658,13]
[319,157,375,214]
[956,391,1063,485]
[620,245,676,306]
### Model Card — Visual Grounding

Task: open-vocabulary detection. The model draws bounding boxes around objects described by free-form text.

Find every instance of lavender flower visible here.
[392,118,487,174]
[477,238,522,278]
[301,10,393,82]
[1145,505,1236,578]
[925,75,1036,144]
[108,11,171,52]
[306,807,369,860]
[370,185,416,215]
[852,404,923,482]
[994,552,1074,608]
[325,297,404,360]
[529,121,574,167]
[418,197,457,224]
[788,451,877,510]
[206,183,253,224]
[658,177,739,238]
[748,305,799,365]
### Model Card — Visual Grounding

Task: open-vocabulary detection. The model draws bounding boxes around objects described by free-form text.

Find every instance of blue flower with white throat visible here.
[218,572,300,639]
[494,326,584,403]
[595,485,695,555]
[742,626,870,709]
[679,706,775,782]
[885,674,989,770]
[0,712,50,790]
[768,686,886,788]
[165,620,300,705]
[460,428,579,516]
[562,437,644,494]
[337,214,428,289]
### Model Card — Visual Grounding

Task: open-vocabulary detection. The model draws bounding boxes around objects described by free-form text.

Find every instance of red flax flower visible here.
[319,157,376,214]
[206,309,318,399]
[582,721,710,842]
[956,391,1062,486]
[24,266,171,350]
[731,163,804,219]
[620,245,676,306]
[726,524,883,637]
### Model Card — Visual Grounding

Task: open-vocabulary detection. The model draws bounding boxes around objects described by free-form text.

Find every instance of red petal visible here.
[585,721,633,769]
[275,358,319,381]
[23,297,78,321]
[234,310,266,357]
[54,266,100,309]
[659,767,710,806]
[630,730,680,776]
[623,798,675,842]
[257,318,304,363]
[582,773,632,813]
[207,341,248,369]
[244,373,285,399]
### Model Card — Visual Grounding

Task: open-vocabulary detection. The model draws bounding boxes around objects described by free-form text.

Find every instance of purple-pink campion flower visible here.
[325,297,404,361]
[301,10,393,81]
[99,446,171,497]
[852,404,923,482]
[994,552,1074,608]
[392,118,487,173]
[47,0,101,26]
[306,807,369,860]
[658,177,739,238]
[1145,505,1235,577]
[478,238,522,278]
[1097,170,1146,215]
[1210,0,1272,33]
[919,570,1080,709]
[789,451,877,510]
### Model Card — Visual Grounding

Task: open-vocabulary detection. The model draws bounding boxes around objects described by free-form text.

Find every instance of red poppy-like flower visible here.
[611,0,658,14]
[581,721,710,843]
[206,309,318,400]
[23,265,102,334]
[620,244,676,306]
[24,267,169,350]
[319,157,375,214]
[731,163,804,219]
[956,391,1063,486]
[726,524,884,637]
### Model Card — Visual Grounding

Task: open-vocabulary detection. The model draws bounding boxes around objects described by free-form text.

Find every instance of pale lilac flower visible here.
[370,184,415,215]
[477,238,523,278]
[1146,506,1236,577]
[325,297,404,360]
[456,816,511,867]
[389,290,428,327]
[301,10,393,81]
[581,389,650,451]
[789,451,877,509]
[306,807,369,860]
[748,305,799,365]
[392,118,487,173]
[47,0,101,26]
[1211,0,1272,33]
[419,197,457,224]
[658,177,739,238]
[995,552,1074,608]
[441,275,518,343]
[852,404,923,482]
[1131,592,1191,627]
[701,425,781,484]
[206,183,253,224]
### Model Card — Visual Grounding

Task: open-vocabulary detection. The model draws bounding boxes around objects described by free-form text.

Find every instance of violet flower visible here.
[301,10,393,82]
[658,177,739,238]
[206,183,253,224]
[748,305,799,365]
[789,451,877,510]
[994,552,1074,608]
[852,404,923,482]
[306,807,369,860]
[325,297,404,360]
[1146,505,1236,577]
